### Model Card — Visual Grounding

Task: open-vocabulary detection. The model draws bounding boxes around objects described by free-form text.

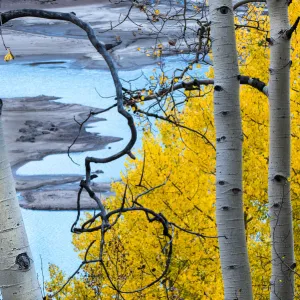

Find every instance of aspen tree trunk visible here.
[267,1,295,299]
[0,113,42,299]
[208,1,252,299]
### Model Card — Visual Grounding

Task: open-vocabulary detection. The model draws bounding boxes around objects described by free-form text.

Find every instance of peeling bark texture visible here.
[209,1,252,299]
[0,117,41,299]
[267,1,295,299]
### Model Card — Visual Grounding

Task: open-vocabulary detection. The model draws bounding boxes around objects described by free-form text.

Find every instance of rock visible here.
[42,130,51,134]
[95,170,104,174]
[34,131,43,137]
[19,128,28,133]
[24,120,43,127]
[16,135,35,143]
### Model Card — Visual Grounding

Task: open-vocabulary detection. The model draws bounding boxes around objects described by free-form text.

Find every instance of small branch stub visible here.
[285,16,300,39]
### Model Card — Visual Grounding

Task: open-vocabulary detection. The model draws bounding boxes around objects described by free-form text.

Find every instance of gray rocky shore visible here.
[2,96,121,210]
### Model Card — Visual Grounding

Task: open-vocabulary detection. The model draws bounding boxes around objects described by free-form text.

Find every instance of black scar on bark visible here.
[217,136,226,142]
[218,6,230,14]
[274,174,287,183]
[0,99,2,116]
[232,188,241,194]
[16,253,31,270]
[219,180,225,185]
[214,85,223,91]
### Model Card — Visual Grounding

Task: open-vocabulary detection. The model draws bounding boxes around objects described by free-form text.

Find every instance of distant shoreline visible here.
[0,0,185,210]
[0,0,176,70]
[3,95,121,210]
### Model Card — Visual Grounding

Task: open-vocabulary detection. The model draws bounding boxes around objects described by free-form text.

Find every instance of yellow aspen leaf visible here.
[154,9,160,15]
[46,6,300,300]
[137,47,141,51]
[4,48,14,62]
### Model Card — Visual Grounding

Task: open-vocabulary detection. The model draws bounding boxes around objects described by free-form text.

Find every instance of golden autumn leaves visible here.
[4,48,14,62]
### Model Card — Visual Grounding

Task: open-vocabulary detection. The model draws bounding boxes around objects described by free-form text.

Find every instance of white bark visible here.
[209,1,252,299]
[0,116,42,299]
[267,1,295,299]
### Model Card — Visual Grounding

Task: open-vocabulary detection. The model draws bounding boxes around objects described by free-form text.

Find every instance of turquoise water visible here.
[21,208,81,285]
[1,56,208,286]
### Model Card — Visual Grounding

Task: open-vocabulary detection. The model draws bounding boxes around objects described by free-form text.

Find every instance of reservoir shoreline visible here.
[3,95,120,210]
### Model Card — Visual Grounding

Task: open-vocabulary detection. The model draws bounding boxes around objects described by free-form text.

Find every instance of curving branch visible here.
[233,0,266,10]
[1,8,137,217]
[240,75,268,96]
[0,6,270,299]
[126,75,267,103]
[70,202,174,295]
[135,107,216,150]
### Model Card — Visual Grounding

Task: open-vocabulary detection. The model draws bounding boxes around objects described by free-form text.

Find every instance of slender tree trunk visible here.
[267,2,295,299]
[0,113,42,299]
[208,1,252,299]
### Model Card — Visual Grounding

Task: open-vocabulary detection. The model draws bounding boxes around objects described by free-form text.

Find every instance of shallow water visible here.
[21,208,82,284]
[1,56,208,285]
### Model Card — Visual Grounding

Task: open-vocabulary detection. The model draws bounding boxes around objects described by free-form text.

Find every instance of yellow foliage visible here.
[47,4,300,299]
[4,48,14,62]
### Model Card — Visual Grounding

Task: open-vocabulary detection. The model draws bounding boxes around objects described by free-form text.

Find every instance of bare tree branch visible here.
[233,0,266,10]
[285,16,300,39]
[126,75,267,104]
[1,8,137,193]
